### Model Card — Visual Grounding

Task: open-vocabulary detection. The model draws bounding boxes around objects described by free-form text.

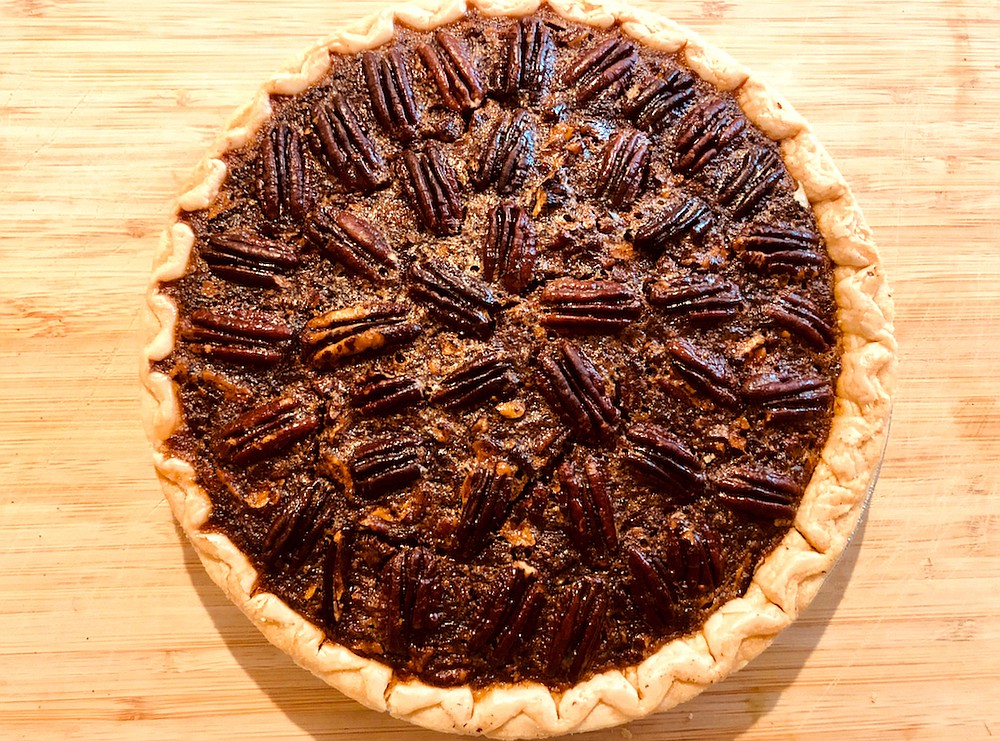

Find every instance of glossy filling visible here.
[156,10,839,689]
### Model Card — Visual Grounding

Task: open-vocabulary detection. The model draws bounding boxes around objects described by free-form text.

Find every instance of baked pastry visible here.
[141,0,895,736]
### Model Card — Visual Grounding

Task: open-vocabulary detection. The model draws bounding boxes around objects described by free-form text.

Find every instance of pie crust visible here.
[141,0,896,736]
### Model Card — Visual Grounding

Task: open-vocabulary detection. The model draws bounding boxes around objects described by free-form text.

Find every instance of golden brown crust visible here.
[140,0,895,735]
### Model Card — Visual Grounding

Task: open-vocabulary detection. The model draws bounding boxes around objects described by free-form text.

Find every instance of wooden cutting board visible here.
[2,0,998,738]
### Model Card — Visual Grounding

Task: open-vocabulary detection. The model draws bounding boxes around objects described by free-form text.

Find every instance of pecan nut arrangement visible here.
[142,0,895,736]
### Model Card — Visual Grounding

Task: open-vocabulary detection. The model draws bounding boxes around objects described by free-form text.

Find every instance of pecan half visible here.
[350,374,424,416]
[625,422,706,496]
[744,372,833,423]
[185,308,292,366]
[563,37,638,103]
[474,108,536,195]
[626,519,722,628]
[260,484,333,576]
[626,68,696,131]
[676,519,723,594]
[594,129,650,209]
[202,231,299,288]
[543,577,608,681]
[714,468,803,520]
[470,565,545,662]
[625,542,676,631]
[633,197,714,252]
[717,147,784,218]
[304,208,397,283]
[401,145,465,235]
[420,653,473,688]
[556,456,618,564]
[502,16,556,103]
[363,49,420,141]
[351,435,422,499]
[765,291,836,349]
[481,204,537,294]
[673,99,746,175]
[312,92,388,192]
[537,341,619,445]
[322,528,353,623]
[417,30,484,112]
[430,354,517,409]
[539,279,641,335]
[452,460,514,556]
[735,225,826,275]
[381,547,442,654]
[407,258,499,338]
[217,396,320,466]
[665,338,740,407]
[647,274,742,321]
[259,122,311,220]
[302,303,420,368]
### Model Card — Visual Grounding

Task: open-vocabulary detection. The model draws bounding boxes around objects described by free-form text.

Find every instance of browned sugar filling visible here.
[156,10,840,689]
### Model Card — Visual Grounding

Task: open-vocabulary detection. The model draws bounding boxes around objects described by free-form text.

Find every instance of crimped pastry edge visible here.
[140,0,896,735]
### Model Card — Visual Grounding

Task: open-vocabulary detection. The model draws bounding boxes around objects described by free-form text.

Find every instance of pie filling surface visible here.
[156,9,840,690]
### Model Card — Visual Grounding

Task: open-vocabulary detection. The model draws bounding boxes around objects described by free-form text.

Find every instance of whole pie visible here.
[141,0,896,736]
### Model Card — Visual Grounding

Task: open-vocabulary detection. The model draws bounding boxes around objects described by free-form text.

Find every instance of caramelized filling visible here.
[156,10,839,689]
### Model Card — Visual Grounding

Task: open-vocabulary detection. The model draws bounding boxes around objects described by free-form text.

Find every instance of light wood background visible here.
[2,0,998,738]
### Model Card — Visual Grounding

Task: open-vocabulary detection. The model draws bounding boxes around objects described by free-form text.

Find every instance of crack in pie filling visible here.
[142,0,895,735]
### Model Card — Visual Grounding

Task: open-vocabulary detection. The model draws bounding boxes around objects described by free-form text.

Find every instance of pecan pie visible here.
[141,0,895,735]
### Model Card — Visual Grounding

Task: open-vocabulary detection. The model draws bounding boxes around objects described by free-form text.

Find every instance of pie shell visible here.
[140,0,896,736]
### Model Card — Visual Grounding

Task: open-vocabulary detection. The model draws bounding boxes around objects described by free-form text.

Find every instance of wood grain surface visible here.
[2,0,998,738]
